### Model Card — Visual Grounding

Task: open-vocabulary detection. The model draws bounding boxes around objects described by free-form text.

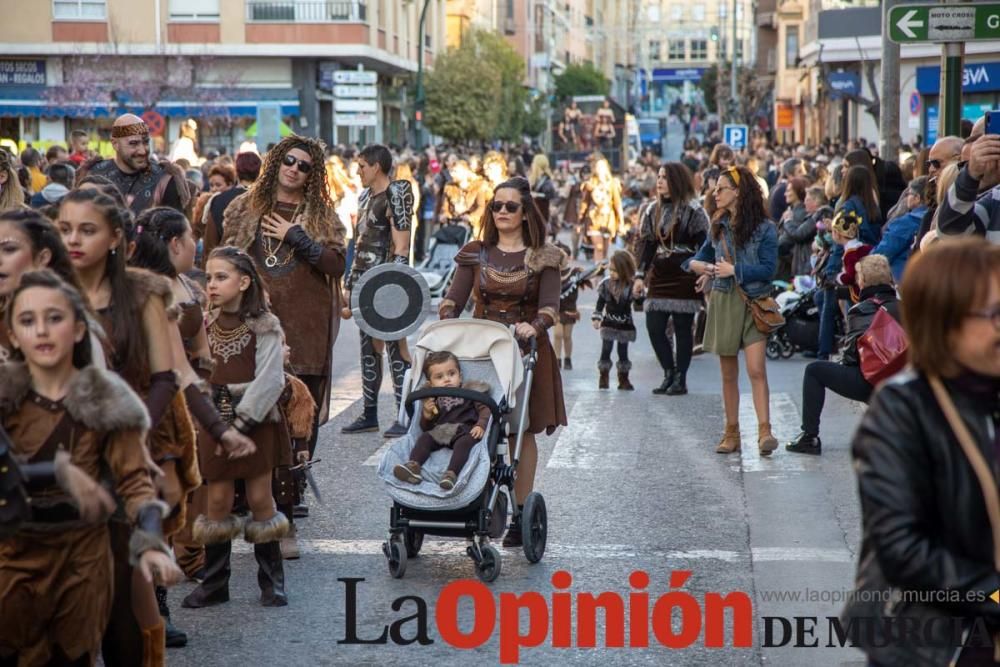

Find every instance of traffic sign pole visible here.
[941,34,965,137]
[880,0,902,162]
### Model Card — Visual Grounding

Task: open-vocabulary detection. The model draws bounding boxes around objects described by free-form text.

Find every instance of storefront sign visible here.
[775,103,795,130]
[0,60,45,86]
[648,68,707,83]
[916,61,1000,93]
[827,72,860,99]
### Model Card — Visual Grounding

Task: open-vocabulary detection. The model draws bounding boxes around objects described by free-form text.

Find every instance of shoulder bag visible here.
[858,300,908,385]
[719,233,784,334]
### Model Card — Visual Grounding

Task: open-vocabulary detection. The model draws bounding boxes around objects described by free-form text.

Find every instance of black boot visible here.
[254,542,288,607]
[502,508,523,547]
[652,369,675,395]
[156,585,187,648]
[785,432,822,455]
[383,421,408,438]
[342,406,379,434]
[563,358,573,371]
[181,541,232,608]
[665,372,687,395]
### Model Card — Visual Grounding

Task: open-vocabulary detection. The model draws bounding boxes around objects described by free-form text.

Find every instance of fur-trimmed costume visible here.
[200,310,291,481]
[635,197,710,314]
[418,380,492,446]
[222,193,346,434]
[0,363,167,666]
[440,241,568,435]
[592,278,638,342]
[77,157,190,214]
[440,176,487,236]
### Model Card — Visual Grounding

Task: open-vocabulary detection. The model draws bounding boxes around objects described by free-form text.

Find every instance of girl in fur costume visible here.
[0,270,182,667]
[183,246,291,609]
[393,351,491,491]
[592,250,639,390]
[552,241,598,370]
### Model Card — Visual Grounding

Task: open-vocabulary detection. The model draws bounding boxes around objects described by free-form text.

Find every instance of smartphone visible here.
[987,109,1000,136]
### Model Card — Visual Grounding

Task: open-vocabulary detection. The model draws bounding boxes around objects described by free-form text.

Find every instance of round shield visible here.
[351,263,430,340]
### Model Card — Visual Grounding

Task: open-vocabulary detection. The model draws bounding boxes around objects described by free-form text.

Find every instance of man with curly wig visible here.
[341,143,415,438]
[222,136,347,525]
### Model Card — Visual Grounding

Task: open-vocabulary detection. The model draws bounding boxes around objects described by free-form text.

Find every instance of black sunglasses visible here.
[925,159,943,170]
[282,153,313,174]
[490,200,522,213]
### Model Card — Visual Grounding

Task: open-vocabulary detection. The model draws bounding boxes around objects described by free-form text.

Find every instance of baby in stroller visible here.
[393,351,492,490]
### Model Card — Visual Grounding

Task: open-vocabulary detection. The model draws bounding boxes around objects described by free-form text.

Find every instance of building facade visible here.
[0,0,446,153]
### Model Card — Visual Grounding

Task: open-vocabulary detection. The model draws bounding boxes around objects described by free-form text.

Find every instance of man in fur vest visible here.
[341,143,415,438]
[76,113,190,213]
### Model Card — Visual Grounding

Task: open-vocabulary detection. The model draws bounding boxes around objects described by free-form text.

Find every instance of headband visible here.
[725,166,741,186]
[111,122,149,139]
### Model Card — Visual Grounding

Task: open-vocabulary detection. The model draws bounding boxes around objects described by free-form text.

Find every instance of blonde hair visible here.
[529,154,553,185]
[856,253,893,289]
[0,152,23,213]
[935,163,960,208]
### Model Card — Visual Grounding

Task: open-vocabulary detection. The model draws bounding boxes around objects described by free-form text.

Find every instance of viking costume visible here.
[440,176,486,235]
[77,122,189,214]
[183,310,291,609]
[552,262,595,370]
[579,174,623,261]
[593,277,638,389]
[0,363,170,667]
[222,191,346,455]
[343,179,415,431]
[440,241,567,435]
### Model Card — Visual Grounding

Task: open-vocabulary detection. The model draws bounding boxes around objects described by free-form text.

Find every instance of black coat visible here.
[844,370,1000,664]
[840,283,900,367]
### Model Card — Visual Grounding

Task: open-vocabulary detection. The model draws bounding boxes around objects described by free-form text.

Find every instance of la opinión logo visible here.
[338,569,754,663]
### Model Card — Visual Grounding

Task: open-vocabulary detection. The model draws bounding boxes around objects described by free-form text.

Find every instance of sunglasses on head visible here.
[282,153,313,174]
[490,200,522,213]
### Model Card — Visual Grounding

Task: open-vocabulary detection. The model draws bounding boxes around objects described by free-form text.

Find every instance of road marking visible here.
[737,392,822,472]
[546,393,640,469]
[328,369,362,420]
[363,440,394,466]
[231,538,744,561]
[752,546,854,563]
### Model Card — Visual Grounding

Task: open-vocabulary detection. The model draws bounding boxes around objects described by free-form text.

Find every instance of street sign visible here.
[888,3,1000,43]
[335,113,378,127]
[334,84,377,99]
[335,99,378,113]
[723,124,749,149]
[334,70,377,85]
[909,91,922,115]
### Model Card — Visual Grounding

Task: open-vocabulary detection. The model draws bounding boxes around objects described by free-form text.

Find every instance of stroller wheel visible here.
[488,491,509,539]
[404,528,423,558]
[385,538,407,578]
[475,545,502,583]
[780,340,796,359]
[765,337,783,361]
[521,492,547,564]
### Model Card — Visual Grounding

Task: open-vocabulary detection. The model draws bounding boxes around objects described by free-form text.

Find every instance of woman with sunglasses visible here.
[685,165,779,456]
[222,135,346,464]
[440,177,567,547]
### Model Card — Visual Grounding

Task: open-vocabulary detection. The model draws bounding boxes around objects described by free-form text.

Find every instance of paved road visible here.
[167,270,869,666]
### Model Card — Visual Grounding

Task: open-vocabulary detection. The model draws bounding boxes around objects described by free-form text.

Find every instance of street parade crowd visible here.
[0,108,997,666]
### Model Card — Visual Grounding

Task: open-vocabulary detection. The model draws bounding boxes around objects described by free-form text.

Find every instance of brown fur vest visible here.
[221,192,346,252]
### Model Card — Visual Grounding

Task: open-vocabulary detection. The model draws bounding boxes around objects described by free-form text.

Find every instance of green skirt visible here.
[703,288,767,356]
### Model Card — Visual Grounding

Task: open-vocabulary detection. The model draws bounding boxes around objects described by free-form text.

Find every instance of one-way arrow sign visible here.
[888,2,1000,42]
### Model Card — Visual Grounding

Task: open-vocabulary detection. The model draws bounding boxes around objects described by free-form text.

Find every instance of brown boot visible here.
[758,423,778,456]
[715,424,742,454]
[598,360,612,389]
[141,621,166,667]
[616,361,634,390]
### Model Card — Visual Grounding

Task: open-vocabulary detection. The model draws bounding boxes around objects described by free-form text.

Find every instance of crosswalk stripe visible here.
[737,392,821,472]
[546,393,639,469]
[328,369,362,421]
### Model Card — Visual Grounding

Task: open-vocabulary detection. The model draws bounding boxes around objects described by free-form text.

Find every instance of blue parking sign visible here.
[723,124,748,149]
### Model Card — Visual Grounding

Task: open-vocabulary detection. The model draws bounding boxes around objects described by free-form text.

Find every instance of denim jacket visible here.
[683,214,778,298]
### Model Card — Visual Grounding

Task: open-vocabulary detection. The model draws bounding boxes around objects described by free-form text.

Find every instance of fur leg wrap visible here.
[192,514,244,545]
[244,512,290,544]
[617,361,632,373]
[597,360,613,372]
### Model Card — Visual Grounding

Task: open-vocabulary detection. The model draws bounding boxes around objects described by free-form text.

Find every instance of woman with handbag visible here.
[685,165,780,455]
[843,239,1000,666]
[785,254,900,455]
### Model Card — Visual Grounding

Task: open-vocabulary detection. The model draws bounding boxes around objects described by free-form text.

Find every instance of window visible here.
[690,39,707,59]
[672,5,683,20]
[170,0,219,20]
[647,5,661,21]
[693,4,705,21]
[719,4,727,19]
[668,39,685,60]
[786,25,799,67]
[736,2,744,19]
[649,40,661,60]
[53,0,106,19]
[737,38,745,61]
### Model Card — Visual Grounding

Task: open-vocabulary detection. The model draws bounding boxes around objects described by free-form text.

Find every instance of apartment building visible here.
[0,0,446,152]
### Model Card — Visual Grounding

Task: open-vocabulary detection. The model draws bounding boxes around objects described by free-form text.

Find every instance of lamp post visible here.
[414,0,433,149]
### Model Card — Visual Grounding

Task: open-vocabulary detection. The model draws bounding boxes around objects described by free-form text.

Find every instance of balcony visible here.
[246,1,367,23]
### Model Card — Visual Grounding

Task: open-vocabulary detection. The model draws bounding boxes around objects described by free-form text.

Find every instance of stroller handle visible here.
[404,387,502,422]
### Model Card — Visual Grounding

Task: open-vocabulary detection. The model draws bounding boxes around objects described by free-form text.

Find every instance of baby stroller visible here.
[766,277,844,360]
[417,223,471,299]
[376,319,547,582]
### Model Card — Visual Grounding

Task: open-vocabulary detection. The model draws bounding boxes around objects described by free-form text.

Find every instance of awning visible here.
[0,86,300,119]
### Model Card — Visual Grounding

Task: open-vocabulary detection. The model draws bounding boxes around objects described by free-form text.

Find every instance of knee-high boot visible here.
[245,513,290,607]
[140,622,165,667]
[181,515,242,608]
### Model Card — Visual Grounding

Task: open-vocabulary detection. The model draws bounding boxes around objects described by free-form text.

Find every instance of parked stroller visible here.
[417,223,471,299]
[376,319,547,582]
[767,277,844,360]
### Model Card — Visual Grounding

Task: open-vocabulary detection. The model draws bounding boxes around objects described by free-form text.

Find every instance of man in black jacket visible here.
[786,255,900,455]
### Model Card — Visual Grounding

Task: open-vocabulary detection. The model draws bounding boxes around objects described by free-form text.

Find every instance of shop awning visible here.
[0,86,300,119]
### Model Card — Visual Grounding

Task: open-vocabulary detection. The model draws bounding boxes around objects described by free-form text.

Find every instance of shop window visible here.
[690,39,707,60]
[668,39,685,61]
[53,0,106,19]
[170,0,220,20]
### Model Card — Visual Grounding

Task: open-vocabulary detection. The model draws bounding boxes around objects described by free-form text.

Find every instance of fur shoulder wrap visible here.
[525,243,567,273]
[245,311,282,339]
[222,192,346,252]
[125,268,174,311]
[0,362,149,433]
